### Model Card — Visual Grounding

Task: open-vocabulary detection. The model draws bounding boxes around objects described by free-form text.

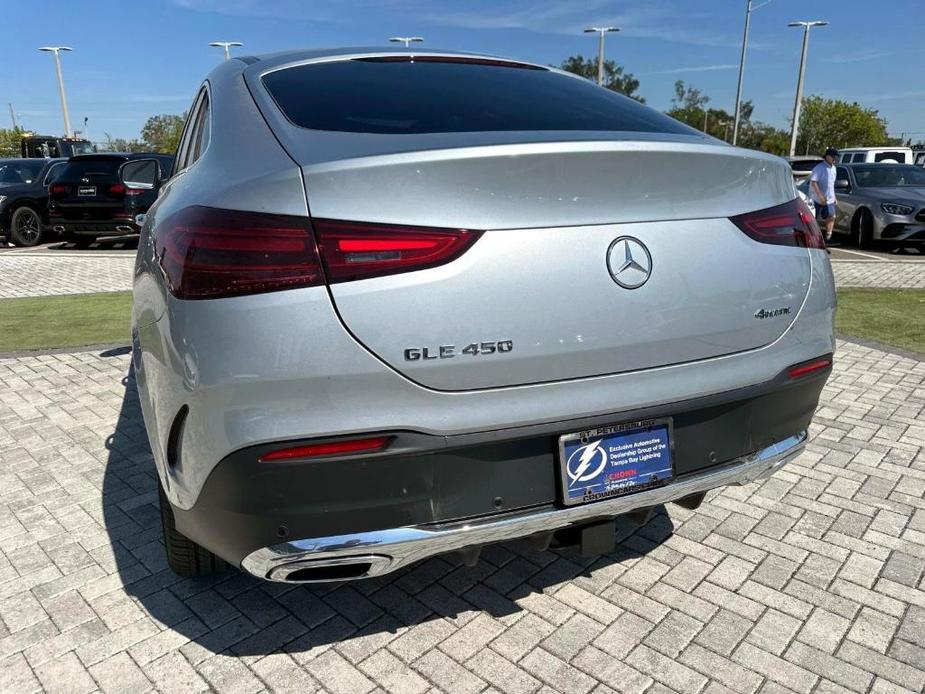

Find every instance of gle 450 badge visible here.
[558,420,673,505]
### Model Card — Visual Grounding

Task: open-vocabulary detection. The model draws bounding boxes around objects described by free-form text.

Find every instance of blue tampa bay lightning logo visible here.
[565,439,608,487]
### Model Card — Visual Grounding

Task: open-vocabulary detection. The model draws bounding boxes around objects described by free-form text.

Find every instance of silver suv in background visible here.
[128,48,836,583]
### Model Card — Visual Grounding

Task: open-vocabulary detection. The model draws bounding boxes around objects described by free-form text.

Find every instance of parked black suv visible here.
[48,153,173,246]
[0,158,67,246]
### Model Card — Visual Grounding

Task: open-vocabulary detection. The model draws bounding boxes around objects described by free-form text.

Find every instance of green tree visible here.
[141,113,186,154]
[0,127,25,157]
[795,95,894,155]
[102,133,149,153]
[558,55,644,102]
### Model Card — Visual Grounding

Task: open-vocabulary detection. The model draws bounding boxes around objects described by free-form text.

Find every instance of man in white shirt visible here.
[809,147,838,243]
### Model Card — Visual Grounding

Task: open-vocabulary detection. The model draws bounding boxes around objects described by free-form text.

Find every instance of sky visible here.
[3,0,923,143]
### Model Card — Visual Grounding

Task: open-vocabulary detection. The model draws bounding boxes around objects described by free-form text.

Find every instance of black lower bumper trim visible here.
[172,360,831,566]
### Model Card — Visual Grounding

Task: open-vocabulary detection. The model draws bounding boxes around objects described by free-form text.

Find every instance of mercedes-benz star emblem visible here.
[606,236,652,289]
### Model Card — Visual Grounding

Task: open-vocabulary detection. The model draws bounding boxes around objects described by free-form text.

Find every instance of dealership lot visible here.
[0,336,924,693]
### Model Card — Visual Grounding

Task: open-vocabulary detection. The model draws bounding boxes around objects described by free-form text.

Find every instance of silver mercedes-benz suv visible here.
[128,48,836,583]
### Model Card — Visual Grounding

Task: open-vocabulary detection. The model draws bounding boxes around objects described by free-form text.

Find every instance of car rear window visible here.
[262,57,696,136]
[0,160,44,184]
[58,159,123,182]
[873,151,906,162]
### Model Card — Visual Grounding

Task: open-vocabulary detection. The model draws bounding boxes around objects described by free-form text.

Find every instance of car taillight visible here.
[730,198,825,249]
[109,183,126,195]
[50,184,67,196]
[258,436,392,462]
[314,219,482,283]
[156,206,324,300]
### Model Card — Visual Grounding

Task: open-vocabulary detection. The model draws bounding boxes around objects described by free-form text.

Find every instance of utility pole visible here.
[209,41,243,60]
[703,110,709,133]
[583,27,620,85]
[8,103,17,129]
[787,21,828,157]
[389,37,424,47]
[39,46,73,138]
[732,0,771,146]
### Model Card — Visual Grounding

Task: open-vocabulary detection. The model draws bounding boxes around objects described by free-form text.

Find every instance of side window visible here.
[175,88,209,172]
[852,153,865,163]
[839,153,851,163]
[916,153,925,167]
[43,162,65,186]
[188,93,211,165]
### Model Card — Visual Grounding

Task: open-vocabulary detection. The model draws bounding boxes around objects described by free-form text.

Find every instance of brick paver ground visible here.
[0,255,133,298]
[0,339,923,693]
[832,261,925,289]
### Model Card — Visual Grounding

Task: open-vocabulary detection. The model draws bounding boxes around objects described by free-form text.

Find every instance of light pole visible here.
[389,37,424,47]
[583,27,620,86]
[732,0,771,146]
[788,21,828,157]
[8,103,18,129]
[38,46,73,138]
[209,41,243,61]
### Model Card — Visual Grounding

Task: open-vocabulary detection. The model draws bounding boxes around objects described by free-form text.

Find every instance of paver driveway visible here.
[0,339,923,694]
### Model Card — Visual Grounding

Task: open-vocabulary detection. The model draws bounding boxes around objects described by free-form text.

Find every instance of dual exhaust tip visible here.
[52,225,134,234]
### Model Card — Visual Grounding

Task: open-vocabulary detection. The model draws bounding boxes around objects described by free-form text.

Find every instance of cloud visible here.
[645,63,738,75]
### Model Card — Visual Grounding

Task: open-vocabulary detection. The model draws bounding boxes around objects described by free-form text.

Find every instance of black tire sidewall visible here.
[10,207,43,247]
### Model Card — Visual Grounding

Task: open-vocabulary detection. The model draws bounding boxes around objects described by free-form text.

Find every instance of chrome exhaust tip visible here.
[265,554,392,583]
[53,225,65,233]
[116,225,135,233]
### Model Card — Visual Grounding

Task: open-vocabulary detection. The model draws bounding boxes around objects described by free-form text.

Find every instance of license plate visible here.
[78,186,96,197]
[558,419,673,506]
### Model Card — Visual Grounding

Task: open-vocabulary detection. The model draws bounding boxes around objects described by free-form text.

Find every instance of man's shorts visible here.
[814,202,836,220]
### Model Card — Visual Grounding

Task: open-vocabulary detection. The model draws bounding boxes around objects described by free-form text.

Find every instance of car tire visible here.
[158,479,228,577]
[9,206,43,247]
[857,209,874,250]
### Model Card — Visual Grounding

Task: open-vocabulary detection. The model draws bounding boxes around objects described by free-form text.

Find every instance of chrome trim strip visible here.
[242,432,806,582]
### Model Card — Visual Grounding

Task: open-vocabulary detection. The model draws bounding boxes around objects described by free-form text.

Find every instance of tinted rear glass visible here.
[58,159,123,181]
[263,57,696,136]
[0,160,44,184]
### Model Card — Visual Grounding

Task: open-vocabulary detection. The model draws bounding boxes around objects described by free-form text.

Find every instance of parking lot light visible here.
[583,27,620,86]
[389,37,424,47]
[38,46,73,139]
[209,41,244,61]
[787,21,828,157]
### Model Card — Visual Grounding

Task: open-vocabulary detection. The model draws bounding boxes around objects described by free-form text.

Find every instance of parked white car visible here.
[838,147,914,165]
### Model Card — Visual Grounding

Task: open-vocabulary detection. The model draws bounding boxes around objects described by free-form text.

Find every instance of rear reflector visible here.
[108,183,126,195]
[314,219,482,283]
[259,436,392,462]
[788,357,831,379]
[156,206,325,299]
[731,199,826,249]
[50,184,67,196]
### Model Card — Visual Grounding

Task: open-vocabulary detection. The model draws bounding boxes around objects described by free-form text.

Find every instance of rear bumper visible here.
[52,220,138,236]
[170,362,830,573]
[242,432,806,582]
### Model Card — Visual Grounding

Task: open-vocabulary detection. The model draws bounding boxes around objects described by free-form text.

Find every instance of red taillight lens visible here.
[259,436,392,462]
[108,183,126,195]
[125,187,146,197]
[314,219,482,283]
[156,206,324,300]
[731,199,825,249]
[788,357,832,379]
[50,183,67,196]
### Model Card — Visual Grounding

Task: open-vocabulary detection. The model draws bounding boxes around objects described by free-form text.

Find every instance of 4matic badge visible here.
[754,306,792,320]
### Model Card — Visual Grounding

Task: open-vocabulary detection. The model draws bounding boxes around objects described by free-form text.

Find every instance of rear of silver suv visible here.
[132,49,836,583]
